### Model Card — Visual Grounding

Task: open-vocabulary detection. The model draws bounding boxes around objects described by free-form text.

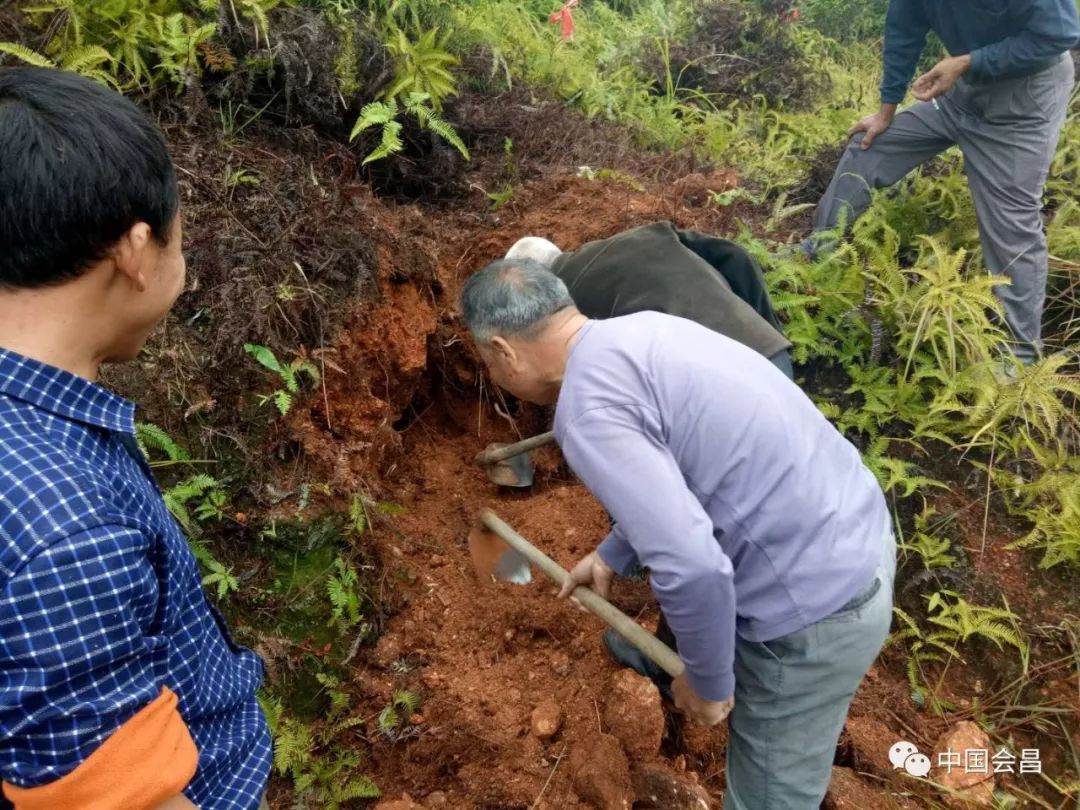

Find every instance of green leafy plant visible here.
[877,236,1006,378]
[135,423,238,599]
[2,0,289,90]
[899,505,958,570]
[136,422,191,467]
[349,91,469,164]
[326,557,364,631]
[244,344,320,416]
[892,591,1028,711]
[383,27,460,110]
[269,675,381,809]
[1001,446,1080,569]
[378,690,421,739]
[0,41,115,86]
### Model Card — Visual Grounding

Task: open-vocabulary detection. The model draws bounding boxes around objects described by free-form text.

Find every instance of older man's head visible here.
[460,257,583,405]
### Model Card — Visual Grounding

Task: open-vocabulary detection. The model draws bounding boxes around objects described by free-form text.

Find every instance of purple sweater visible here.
[554,313,888,700]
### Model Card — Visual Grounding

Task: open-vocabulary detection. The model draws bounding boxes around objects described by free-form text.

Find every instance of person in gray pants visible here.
[807,1,1079,364]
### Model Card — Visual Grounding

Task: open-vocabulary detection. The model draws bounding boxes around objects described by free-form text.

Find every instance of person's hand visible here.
[912,55,970,102]
[849,104,896,150]
[557,551,615,601]
[672,674,734,726]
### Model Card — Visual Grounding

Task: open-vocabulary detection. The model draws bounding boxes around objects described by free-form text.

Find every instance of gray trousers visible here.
[722,522,896,810]
[812,55,1076,361]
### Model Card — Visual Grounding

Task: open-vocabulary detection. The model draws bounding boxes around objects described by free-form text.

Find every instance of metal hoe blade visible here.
[468,524,533,584]
[486,451,536,488]
[474,431,555,488]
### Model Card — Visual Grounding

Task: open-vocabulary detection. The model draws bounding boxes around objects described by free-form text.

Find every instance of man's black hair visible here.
[0,67,179,289]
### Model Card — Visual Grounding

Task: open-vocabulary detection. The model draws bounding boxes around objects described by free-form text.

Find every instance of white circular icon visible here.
[889,741,919,770]
[904,752,932,778]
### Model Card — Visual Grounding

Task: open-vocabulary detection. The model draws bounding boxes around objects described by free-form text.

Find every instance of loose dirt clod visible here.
[571,733,634,810]
[604,670,666,761]
[532,698,564,740]
[631,763,713,809]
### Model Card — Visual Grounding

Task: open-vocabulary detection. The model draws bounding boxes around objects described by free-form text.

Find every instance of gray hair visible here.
[460,258,574,343]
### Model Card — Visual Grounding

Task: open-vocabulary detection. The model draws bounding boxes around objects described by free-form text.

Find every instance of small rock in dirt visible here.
[933,722,995,792]
[531,698,563,740]
[603,670,665,760]
[424,791,448,808]
[421,670,444,688]
[631,764,712,809]
[824,767,881,810]
[571,733,633,810]
[374,794,423,810]
[549,650,571,676]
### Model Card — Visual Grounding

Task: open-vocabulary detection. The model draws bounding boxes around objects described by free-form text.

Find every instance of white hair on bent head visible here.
[505,236,562,268]
[459,257,574,343]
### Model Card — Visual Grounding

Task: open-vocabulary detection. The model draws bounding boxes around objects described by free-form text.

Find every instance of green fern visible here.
[383,26,460,110]
[898,506,957,570]
[136,422,191,466]
[326,557,363,630]
[379,689,421,736]
[873,236,1006,378]
[0,41,58,68]
[404,91,470,159]
[244,343,320,416]
[891,591,1028,711]
[348,495,368,536]
[274,716,314,777]
[351,99,405,164]
[350,93,469,165]
[947,354,1080,456]
[0,40,116,86]
[163,474,220,534]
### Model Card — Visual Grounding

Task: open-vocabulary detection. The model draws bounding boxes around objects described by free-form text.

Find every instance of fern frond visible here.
[0,42,55,68]
[336,776,381,801]
[363,120,404,165]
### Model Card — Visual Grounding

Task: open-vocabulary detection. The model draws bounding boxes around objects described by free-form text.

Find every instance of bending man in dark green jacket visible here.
[505,221,795,379]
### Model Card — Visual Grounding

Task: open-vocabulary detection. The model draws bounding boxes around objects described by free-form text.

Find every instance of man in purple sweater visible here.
[460,257,896,809]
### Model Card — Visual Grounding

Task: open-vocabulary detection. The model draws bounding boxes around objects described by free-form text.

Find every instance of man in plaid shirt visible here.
[0,69,270,808]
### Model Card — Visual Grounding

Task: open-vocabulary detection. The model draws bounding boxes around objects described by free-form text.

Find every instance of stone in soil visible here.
[531,698,563,740]
[933,722,996,808]
[631,763,712,809]
[571,733,634,810]
[603,669,665,760]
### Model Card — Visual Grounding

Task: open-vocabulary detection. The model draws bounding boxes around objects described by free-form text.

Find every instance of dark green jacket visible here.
[551,221,791,359]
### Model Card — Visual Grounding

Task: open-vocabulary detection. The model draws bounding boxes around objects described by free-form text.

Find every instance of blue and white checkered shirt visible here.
[0,348,271,809]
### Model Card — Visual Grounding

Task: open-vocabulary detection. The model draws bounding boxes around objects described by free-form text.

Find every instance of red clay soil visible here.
[271,173,960,809]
